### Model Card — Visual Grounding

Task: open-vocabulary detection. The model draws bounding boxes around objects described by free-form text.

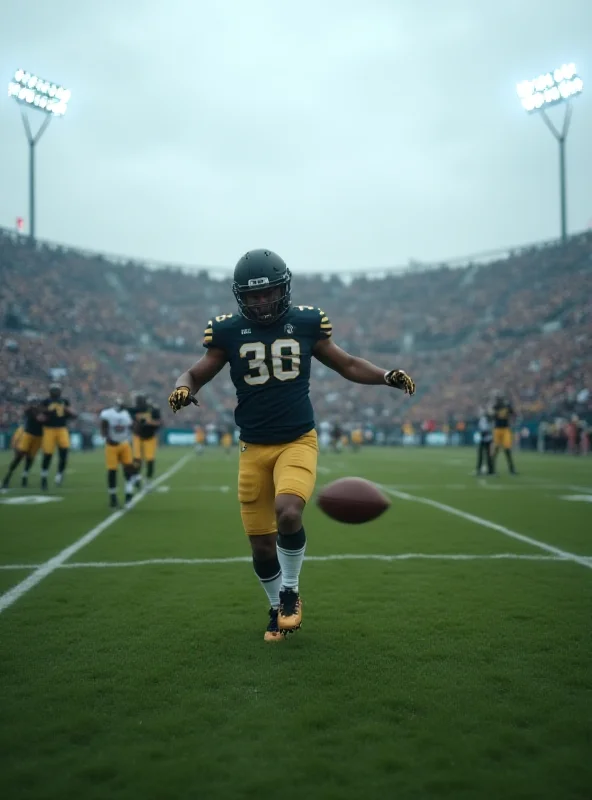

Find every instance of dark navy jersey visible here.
[128,405,161,440]
[24,407,43,437]
[41,397,71,428]
[203,306,332,444]
[493,400,514,429]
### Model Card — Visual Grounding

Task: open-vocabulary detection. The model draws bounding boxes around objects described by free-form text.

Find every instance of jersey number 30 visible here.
[240,339,300,385]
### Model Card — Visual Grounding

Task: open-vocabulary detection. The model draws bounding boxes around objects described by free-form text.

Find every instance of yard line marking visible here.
[60,553,568,567]
[0,553,580,572]
[382,486,592,571]
[0,453,192,615]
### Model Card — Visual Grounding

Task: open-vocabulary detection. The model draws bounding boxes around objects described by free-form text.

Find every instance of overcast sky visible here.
[1,0,590,272]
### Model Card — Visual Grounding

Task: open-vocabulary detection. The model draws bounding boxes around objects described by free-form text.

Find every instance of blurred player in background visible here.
[128,393,161,490]
[100,398,135,509]
[350,426,363,453]
[475,406,494,476]
[40,383,77,490]
[2,396,44,489]
[194,424,205,455]
[330,422,343,453]
[221,426,233,455]
[169,249,415,642]
[491,391,518,475]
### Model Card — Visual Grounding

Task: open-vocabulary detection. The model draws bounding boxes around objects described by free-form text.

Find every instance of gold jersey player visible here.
[40,384,77,490]
[491,392,518,475]
[2,396,44,489]
[128,394,161,489]
[169,249,415,642]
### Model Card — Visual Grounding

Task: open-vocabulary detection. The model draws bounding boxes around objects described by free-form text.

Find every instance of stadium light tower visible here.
[516,63,584,243]
[7,69,71,241]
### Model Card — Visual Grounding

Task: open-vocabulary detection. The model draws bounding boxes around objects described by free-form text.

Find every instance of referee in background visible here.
[475,408,494,475]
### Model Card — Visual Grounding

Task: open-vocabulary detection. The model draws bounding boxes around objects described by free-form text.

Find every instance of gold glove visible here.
[168,386,198,413]
[384,370,416,396]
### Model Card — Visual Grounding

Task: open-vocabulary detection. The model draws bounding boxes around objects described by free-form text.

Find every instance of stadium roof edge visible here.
[0,225,589,280]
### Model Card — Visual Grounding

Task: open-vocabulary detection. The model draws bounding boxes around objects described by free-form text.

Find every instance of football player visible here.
[194,424,205,455]
[220,426,234,455]
[168,249,415,643]
[491,391,518,475]
[40,384,77,490]
[100,399,135,509]
[128,393,161,490]
[2,396,44,489]
[350,426,364,453]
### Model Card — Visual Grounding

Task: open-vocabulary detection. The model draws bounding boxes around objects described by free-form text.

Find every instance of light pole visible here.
[8,69,71,242]
[516,63,584,243]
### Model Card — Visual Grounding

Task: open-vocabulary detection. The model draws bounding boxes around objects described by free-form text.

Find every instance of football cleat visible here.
[21,475,28,488]
[264,608,284,642]
[278,589,302,632]
[55,473,63,486]
[41,476,48,491]
[109,496,119,510]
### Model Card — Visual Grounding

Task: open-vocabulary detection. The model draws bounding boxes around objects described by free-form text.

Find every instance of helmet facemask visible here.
[233,272,292,325]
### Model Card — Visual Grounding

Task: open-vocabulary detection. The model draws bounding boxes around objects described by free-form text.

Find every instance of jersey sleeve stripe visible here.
[320,323,332,330]
[204,327,213,334]
[203,335,213,344]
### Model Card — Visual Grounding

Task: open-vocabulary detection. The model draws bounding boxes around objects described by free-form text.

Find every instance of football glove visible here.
[168,386,199,413]
[384,370,416,396]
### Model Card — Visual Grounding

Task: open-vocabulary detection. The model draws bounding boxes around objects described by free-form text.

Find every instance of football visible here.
[316,477,391,524]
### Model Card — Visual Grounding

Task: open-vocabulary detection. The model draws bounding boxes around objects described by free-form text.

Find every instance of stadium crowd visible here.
[1,227,591,439]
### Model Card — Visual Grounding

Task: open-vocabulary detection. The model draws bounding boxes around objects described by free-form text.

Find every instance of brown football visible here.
[316,477,391,524]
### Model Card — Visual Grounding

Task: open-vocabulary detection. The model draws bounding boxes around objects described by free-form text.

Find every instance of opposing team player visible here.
[169,249,415,642]
[2,396,44,489]
[128,393,161,489]
[40,384,77,490]
[100,399,135,509]
[491,391,518,475]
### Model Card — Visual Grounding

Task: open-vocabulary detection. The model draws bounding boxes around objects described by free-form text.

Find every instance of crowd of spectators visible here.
[1,226,591,436]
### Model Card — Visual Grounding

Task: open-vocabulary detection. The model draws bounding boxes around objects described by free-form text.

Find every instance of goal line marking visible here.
[382,485,592,571]
[0,454,193,615]
[0,553,589,572]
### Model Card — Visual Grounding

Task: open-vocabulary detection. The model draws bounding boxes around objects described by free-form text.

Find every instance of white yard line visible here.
[0,553,587,572]
[382,485,592,571]
[0,454,192,615]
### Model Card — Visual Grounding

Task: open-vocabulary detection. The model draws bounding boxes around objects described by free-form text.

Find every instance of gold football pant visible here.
[105,441,133,470]
[493,429,512,449]
[238,430,318,536]
[133,435,157,462]
[42,427,70,455]
[18,433,43,457]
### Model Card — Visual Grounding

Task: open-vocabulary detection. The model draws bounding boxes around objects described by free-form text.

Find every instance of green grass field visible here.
[1,445,591,800]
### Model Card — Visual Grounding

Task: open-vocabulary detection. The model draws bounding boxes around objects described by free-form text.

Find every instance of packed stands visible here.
[1,226,591,435]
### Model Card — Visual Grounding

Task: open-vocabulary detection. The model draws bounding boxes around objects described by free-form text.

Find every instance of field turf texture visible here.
[0,445,591,800]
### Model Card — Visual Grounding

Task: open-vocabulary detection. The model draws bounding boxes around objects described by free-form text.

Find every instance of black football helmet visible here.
[232,249,291,324]
[49,383,62,400]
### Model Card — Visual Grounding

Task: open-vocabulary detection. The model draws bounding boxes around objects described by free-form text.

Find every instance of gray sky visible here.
[1,0,590,272]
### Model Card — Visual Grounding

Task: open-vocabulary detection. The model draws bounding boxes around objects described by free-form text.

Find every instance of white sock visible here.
[253,559,282,608]
[260,573,282,608]
[277,534,306,592]
[125,480,134,495]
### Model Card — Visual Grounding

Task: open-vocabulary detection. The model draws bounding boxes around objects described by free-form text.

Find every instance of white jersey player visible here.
[99,400,135,509]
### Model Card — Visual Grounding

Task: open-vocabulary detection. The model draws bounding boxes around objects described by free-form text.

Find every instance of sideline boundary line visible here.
[0,454,192,615]
[382,485,592,571]
[1,553,590,572]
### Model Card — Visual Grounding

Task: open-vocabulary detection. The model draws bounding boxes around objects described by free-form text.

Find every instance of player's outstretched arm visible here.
[169,347,228,412]
[313,338,415,394]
